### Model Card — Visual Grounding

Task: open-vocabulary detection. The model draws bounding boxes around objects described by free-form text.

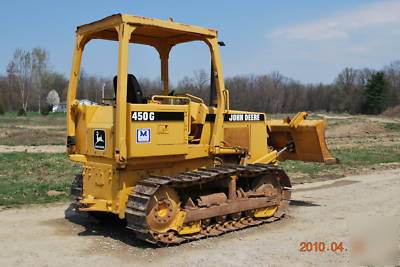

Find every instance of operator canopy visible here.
[76,13,218,48]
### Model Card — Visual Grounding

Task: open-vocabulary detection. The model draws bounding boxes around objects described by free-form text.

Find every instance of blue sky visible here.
[1,0,398,84]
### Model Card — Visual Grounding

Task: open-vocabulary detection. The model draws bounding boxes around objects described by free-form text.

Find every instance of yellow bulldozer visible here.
[67,14,336,245]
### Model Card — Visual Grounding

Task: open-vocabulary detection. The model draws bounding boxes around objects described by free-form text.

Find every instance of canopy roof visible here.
[76,14,218,47]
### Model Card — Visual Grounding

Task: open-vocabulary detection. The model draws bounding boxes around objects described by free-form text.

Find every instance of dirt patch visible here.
[0,115,66,146]
[317,114,352,120]
[0,145,65,153]
[317,113,400,123]
[326,121,387,138]
[323,115,400,151]
[14,125,65,130]
[0,128,65,146]
[0,131,7,138]
[40,217,83,237]
[365,117,400,124]
[327,134,399,149]
[294,180,359,192]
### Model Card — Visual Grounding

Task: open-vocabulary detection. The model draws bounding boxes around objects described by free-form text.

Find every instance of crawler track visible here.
[125,164,291,246]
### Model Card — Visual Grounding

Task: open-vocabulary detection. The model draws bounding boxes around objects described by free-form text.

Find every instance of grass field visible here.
[281,145,400,181]
[385,122,400,131]
[0,152,81,206]
[1,144,398,206]
[0,112,399,206]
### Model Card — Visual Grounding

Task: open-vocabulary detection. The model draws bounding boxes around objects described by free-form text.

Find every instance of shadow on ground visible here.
[64,201,305,249]
[290,200,320,207]
[64,205,155,249]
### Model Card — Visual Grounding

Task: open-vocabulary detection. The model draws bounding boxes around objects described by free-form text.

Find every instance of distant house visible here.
[52,99,98,113]
[52,103,67,113]
[79,99,98,106]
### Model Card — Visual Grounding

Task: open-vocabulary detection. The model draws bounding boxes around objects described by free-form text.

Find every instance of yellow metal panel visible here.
[249,121,270,162]
[254,206,278,218]
[77,14,217,38]
[224,127,250,149]
[85,106,114,158]
[220,112,270,163]
[68,154,87,163]
[127,104,189,158]
[74,108,87,155]
[178,220,201,235]
[80,162,117,212]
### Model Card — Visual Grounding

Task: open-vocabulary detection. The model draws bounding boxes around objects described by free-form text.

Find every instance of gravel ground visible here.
[0,169,399,267]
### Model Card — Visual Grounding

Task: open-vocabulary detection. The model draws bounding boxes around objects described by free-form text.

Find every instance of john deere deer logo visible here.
[94,130,105,150]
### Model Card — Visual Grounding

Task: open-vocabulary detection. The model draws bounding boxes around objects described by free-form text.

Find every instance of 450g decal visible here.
[131,111,184,121]
[131,111,155,121]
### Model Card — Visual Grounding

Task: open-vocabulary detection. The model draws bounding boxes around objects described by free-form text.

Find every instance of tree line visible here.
[225,66,396,115]
[0,47,398,115]
[163,65,398,115]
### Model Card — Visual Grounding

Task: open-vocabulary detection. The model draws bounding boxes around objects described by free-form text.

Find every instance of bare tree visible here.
[334,68,362,113]
[7,49,33,112]
[31,47,49,112]
[383,61,400,108]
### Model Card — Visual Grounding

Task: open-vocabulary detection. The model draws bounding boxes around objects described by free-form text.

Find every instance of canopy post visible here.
[156,44,172,95]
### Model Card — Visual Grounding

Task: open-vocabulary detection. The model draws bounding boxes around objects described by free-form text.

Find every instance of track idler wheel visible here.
[146,186,183,233]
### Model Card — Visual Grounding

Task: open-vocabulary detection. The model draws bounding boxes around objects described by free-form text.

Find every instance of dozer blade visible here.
[267,112,338,164]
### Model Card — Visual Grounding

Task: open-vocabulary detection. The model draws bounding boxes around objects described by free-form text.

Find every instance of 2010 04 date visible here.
[299,242,346,252]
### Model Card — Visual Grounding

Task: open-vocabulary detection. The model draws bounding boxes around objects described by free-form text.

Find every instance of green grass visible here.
[280,145,400,179]
[0,152,81,206]
[385,123,400,131]
[0,145,399,207]
[0,113,65,126]
[3,111,66,117]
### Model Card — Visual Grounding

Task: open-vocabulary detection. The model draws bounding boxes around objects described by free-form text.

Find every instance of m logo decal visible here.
[136,128,151,143]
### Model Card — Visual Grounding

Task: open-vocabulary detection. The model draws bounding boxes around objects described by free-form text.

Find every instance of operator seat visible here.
[113,74,145,104]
